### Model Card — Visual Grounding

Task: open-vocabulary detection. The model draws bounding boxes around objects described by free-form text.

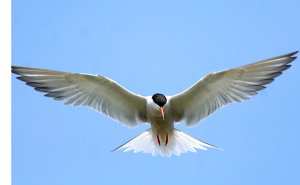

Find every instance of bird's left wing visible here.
[12,66,147,127]
[169,51,298,127]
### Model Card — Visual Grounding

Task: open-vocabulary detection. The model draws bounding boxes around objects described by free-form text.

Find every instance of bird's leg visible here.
[157,135,161,146]
[165,134,168,146]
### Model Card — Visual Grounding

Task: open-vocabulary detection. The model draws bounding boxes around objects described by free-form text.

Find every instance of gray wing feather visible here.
[169,51,298,127]
[12,66,147,127]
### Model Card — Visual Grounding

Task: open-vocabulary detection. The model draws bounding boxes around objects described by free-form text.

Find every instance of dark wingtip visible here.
[287,51,299,57]
[292,50,299,55]
[11,66,19,75]
[287,52,298,64]
[288,51,298,62]
[16,76,27,82]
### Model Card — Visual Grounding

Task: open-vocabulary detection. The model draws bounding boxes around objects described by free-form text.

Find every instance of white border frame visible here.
[0,0,11,185]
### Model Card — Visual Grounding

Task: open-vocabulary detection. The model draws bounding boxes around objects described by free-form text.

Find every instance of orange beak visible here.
[159,107,165,120]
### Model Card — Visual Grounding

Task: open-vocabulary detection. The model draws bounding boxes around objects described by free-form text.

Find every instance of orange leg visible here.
[157,135,161,146]
[165,134,168,146]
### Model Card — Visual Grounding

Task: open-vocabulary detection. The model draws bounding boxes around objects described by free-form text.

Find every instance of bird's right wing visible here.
[12,66,148,127]
[169,51,298,127]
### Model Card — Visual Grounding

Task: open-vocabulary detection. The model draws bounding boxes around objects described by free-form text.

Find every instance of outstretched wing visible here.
[12,66,147,127]
[169,51,298,127]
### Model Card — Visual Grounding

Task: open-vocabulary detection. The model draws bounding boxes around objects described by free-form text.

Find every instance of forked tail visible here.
[112,129,220,157]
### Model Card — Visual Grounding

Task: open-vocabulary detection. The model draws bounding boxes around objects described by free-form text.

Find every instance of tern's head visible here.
[152,93,167,120]
[152,93,167,107]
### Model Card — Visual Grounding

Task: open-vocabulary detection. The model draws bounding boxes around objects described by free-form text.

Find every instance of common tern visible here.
[12,51,298,157]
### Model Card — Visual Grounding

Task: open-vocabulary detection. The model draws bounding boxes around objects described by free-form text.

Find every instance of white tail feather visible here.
[112,129,220,157]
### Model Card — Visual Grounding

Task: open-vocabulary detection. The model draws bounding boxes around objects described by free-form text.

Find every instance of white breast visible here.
[146,98,174,135]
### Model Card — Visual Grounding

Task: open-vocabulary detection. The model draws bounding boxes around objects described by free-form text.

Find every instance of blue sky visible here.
[12,1,300,185]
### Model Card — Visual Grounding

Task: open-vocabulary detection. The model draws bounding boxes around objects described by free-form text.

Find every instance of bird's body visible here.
[146,96,174,146]
[12,51,298,157]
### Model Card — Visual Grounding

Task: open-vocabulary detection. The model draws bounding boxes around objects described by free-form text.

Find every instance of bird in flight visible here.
[12,51,298,157]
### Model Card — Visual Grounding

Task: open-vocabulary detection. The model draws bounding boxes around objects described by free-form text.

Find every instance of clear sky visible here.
[12,1,300,185]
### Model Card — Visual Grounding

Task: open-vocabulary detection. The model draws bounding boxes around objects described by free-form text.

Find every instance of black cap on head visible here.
[152,93,167,107]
